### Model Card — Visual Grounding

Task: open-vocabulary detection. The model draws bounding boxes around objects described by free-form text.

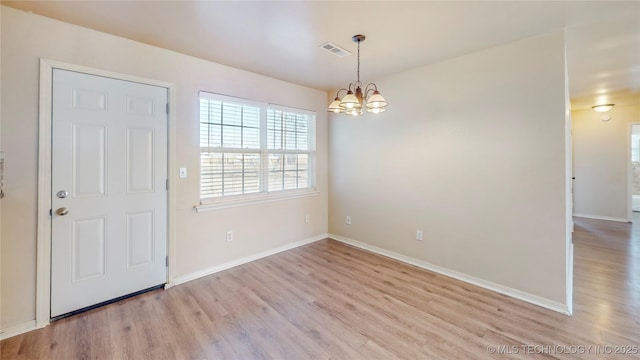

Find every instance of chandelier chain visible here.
[357,39,360,84]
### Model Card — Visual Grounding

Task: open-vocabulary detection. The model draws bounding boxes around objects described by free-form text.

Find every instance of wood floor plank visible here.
[238,263,370,357]
[2,215,640,359]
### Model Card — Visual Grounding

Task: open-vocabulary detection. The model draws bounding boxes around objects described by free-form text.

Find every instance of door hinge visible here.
[166,103,169,115]
[166,256,169,267]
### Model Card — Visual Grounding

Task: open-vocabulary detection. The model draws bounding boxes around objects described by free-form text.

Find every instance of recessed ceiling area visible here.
[2,1,638,109]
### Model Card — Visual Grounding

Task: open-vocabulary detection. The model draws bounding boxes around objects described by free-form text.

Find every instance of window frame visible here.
[196,91,317,212]
[632,133,640,163]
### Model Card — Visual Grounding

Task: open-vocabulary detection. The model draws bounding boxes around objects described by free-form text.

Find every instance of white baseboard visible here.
[573,214,629,223]
[1,320,37,340]
[172,233,328,286]
[328,233,571,315]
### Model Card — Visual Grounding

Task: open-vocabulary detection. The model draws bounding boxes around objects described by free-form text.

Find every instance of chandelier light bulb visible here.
[346,103,354,109]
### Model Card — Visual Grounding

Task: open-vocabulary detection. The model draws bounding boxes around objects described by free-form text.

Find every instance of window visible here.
[199,91,316,204]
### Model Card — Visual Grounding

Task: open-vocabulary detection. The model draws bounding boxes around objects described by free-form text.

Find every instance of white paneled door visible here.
[51,69,168,317]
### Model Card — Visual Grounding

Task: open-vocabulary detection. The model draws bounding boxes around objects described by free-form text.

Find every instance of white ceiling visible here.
[3,1,639,109]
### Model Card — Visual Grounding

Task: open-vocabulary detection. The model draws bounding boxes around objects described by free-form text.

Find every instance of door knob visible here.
[55,207,69,216]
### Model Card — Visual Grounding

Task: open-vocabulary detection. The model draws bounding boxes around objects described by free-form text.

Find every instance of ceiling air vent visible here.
[320,42,351,58]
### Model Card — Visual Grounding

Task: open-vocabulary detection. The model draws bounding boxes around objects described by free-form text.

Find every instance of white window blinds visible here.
[267,108,311,192]
[199,92,315,201]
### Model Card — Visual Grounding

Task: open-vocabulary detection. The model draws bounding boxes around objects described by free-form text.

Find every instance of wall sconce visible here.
[592,103,614,121]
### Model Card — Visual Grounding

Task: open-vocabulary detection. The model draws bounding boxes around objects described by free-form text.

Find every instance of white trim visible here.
[36,59,178,326]
[199,90,265,109]
[165,76,178,289]
[195,190,319,212]
[628,122,640,222]
[268,103,317,117]
[628,123,631,222]
[0,320,37,340]
[36,59,53,329]
[328,233,571,315]
[564,47,574,316]
[573,214,630,223]
[565,242,574,315]
[172,233,327,285]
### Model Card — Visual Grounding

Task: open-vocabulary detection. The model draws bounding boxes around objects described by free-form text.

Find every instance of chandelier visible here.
[327,34,388,116]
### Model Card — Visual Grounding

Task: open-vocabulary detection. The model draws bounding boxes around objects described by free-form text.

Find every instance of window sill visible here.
[194,189,319,212]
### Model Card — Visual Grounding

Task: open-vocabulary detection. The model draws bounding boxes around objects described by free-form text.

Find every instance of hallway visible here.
[572,214,640,348]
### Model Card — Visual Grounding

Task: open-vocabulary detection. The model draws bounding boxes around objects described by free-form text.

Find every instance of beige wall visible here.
[572,104,640,220]
[329,32,570,305]
[0,6,328,331]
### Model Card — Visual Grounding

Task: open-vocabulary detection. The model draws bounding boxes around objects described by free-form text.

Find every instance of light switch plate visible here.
[179,168,187,178]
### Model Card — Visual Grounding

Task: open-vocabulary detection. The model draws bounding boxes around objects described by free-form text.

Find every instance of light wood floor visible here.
[2,217,639,359]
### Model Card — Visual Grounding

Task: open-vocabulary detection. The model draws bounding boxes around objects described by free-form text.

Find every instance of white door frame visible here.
[36,59,178,328]
[563,57,573,316]
[627,122,640,222]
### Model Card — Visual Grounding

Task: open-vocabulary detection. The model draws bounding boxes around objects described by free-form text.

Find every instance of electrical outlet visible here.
[179,167,187,178]
[305,214,310,223]
[416,230,423,241]
[346,216,352,225]
[226,230,233,242]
